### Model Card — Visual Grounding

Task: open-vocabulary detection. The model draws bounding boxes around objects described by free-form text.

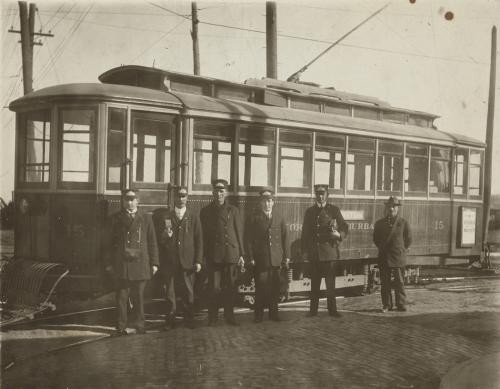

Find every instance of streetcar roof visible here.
[9,82,485,148]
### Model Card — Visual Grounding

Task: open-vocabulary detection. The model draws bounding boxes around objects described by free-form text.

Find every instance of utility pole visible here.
[9,1,54,95]
[266,2,277,79]
[482,26,497,268]
[191,2,200,75]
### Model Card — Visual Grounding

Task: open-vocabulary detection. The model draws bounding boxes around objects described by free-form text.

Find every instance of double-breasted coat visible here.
[373,215,413,268]
[106,208,159,280]
[245,209,291,268]
[156,209,203,270]
[301,203,349,261]
[200,202,245,264]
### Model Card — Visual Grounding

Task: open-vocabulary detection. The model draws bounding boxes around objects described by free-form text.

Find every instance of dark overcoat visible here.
[300,203,349,261]
[373,215,413,268]
[106,208,159,281]
[245,209,291,268]
[199,201,244,264]
[156,209,203,270]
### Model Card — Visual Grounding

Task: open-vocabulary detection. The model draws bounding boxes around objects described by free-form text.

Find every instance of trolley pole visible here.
[191,2,200,75]
[19,1,32,95]
[266,2,277,79]
[482,26,497,266]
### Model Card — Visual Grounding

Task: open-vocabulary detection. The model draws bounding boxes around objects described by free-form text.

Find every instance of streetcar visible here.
[6,65,485,304]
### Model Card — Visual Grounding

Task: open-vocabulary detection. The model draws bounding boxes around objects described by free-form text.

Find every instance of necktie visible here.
[129,212,135,220]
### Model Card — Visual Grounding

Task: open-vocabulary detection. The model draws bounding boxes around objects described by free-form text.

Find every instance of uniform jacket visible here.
[301,203,349,262]
[106,208,159,281]
[245,209,291,268]
[200,201,245,264]
[155,208,203,270]
[373,215,413,268]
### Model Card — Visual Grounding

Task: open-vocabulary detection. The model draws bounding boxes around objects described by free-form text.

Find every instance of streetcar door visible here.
[129,111,176,209]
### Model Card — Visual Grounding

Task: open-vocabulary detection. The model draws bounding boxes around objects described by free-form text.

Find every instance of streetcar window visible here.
[279,129,311,193]
[453,149,467,195]
[106,108,126,190]
[469,150,483,197]
[18,109,51,187]
[404,144,428,195]
[377,141,403,193]
[193,121,234,190]
[315,134,345,191]
[131,113,174,184]
[347,137,374,193]
[238,126,275,189]
[429,147,451,195]
[60,108,96,187]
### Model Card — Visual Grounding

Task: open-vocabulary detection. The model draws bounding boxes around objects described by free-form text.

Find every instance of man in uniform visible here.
[373,196,412,312]
[300,184,348,318]
[245,189,290,323]
[106,189,159,337]
[155,186,203,331]
[200,179,245,327]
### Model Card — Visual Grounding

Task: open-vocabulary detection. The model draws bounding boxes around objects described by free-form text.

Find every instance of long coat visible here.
[245,209,291,268]
[301,203,349,262]
[155,209,203,270]
[200,201,244,264]
[106,208,159,281]
[373,215,413,268]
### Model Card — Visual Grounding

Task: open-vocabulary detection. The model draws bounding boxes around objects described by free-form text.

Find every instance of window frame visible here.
[278,129,312,194]
[376,140,403,197]
[314,133,345,196]
[429,146,452,198]
[57,106,98,190]
[452,148,468,199]
[346,136,376,195]
[468,148,484,200]
[17,108,52,189]
[404,142,429,198]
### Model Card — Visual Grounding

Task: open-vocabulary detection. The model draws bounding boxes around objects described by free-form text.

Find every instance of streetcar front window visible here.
[453,149,467,195]
[404,143,428,196]
[315,133,345,192]
[377,141,403,194]
[193,121,234,190]
[469,150,483,197]
[278,130,312,193]
[59,108,96,188]
[429,147,451,195]
[106,108,126,190]
[347,137,375,193]
[18,109,51,187]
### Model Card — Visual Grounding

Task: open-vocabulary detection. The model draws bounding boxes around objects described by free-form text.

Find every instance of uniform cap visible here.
[212,179,229,190]
[259,189,275,199]
[121,188,140,198]
[314,184,329,193]
[384,196,402,206]
[173,186,188,197]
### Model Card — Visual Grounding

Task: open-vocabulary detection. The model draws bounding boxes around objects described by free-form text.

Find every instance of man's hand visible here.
[248,260,255,267]
[195,263,201,273]
[237,256,245,267]
[330,229,341,239]
[283,258,290,266]
[302,252,308,262]
[151,265,158,275]
[105,265,114,274]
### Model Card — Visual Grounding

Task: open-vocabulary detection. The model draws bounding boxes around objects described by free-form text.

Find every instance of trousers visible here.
[115,278,147,331]
[309,260,338,314]
[254,266,281,318]
[207,263,237,321]
[379,267,406,308]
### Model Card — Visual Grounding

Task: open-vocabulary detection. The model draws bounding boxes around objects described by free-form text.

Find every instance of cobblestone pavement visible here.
[2,294,499,389]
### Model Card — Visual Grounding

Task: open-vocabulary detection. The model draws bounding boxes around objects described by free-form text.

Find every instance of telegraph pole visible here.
[191,2,200,75]
[482,26,497,267]
[266,2,277,79]
[9,1,54,95]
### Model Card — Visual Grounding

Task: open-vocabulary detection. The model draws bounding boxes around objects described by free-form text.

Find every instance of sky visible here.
[1,0,499,201]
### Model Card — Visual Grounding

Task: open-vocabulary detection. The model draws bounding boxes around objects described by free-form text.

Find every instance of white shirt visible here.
[317,202,326,208]
[175,206,186,220]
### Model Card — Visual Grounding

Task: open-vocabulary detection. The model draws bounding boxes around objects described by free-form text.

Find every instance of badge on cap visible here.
[259,188,275,199]
[212,179,228,190]
[121,188,139,197]
[174,186,188,197]
[314,184,328,193]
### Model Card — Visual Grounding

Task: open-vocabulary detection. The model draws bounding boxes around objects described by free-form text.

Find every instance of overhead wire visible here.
[37,7,60,85]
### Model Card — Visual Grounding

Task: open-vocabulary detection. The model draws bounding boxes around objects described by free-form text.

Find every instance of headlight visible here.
[19,198,29,214]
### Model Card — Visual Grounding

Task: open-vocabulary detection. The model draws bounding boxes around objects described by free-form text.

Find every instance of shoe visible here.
[305,312,317,318]
[396,306,407,312]
[208,320,217,327]
[328,311,342,318]
[254,316,263,324]
[135,328,147,335]
[225,318,241,326]
[270,316,283,322]
[185,321,197,330]
[110,329,127,338]
[382,305,392,313]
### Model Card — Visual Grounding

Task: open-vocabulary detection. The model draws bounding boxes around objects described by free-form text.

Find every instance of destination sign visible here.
[340,210,365,221]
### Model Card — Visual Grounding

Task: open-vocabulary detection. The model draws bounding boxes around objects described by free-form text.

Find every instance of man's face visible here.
[260,198,274,213]
[175,195,187,209]
[122,196,138,212]
[315,191,328,204]
[387,205,400,218]
[213,188,226,204]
